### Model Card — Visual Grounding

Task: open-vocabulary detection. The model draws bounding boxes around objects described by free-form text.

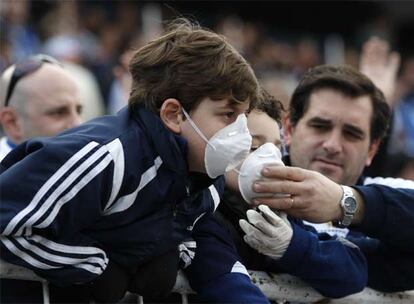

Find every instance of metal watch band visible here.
[337,185,357,228]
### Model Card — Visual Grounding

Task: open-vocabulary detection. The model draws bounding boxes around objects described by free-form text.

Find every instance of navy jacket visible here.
[192,190,367,300]
[302,175,414,293]
[0,106,224,286]
[351,178,414,292]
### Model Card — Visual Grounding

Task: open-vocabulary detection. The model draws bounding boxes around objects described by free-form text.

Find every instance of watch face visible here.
[344,197,357,213]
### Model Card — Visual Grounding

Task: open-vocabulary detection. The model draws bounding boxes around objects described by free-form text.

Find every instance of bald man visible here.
[0,54,82,161]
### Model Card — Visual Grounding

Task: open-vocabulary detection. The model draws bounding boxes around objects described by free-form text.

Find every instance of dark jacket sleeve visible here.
[268,220,367,298]
[347,233,414,292]
[352,184,414,251]
[186,214,270,304]
[0,137,115,285]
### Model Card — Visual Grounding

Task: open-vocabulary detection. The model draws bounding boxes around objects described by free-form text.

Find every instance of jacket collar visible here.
[129,105,189,176]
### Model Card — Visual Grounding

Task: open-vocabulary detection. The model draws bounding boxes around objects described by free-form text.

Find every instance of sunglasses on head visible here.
[4,54,62,107]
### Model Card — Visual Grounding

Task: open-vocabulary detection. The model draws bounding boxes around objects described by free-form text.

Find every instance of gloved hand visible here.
[239,205,293,260]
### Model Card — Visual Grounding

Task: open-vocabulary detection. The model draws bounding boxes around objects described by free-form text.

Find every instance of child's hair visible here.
[256,88,284,125]
[128,18,259,113]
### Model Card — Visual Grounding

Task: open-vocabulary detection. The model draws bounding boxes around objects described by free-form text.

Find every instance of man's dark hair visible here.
[289,65,390,142]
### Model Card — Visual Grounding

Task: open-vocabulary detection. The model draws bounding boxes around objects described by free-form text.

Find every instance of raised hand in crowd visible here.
[359,36,400,105]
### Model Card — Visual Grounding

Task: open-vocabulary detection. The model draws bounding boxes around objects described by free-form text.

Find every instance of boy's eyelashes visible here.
[223,111,236,119]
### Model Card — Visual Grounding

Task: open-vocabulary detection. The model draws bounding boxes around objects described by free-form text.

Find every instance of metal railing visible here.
[1,260,413,303]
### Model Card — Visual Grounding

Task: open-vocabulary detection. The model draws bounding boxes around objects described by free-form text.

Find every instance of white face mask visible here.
[182,108,252,178]
[238,143,285,204]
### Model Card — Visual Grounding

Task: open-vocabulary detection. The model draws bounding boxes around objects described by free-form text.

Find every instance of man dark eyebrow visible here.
[308,117,366,139]
[308,117,332,125]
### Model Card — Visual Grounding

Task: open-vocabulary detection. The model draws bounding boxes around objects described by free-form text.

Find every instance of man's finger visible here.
[252,195,304,210]
[261,165,307,182]
[253,179,301,195]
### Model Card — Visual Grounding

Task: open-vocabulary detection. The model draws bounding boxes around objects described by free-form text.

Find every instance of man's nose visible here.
[322,131,342,154]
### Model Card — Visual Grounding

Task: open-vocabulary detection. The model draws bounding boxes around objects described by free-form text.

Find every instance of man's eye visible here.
[48,109,68,116]
[310,123,329,130]
[344,130,363,141]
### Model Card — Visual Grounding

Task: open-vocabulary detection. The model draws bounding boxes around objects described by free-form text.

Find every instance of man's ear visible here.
[160,98,183,134]
[365,138,381,167]
[283,115,293,146]
[0,108,22,142]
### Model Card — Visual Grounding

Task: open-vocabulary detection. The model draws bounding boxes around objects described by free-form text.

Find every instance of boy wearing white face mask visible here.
[0,19,269,303]
[185,90,367,301]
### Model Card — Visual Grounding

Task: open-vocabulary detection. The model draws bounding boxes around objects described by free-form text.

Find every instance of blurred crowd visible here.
[1,0,413,179]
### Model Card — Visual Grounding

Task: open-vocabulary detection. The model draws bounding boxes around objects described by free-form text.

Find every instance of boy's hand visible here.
[239,205,292,260]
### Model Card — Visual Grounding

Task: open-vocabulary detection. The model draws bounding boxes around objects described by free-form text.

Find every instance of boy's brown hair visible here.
[289,65,390,142]
[128,19,259,113]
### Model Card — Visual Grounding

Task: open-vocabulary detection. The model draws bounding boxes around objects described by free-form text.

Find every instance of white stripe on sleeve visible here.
[3,141,99,235]
[22,146,109,235]
[104,156,163,215]
[231,261,250,277]
[363,176,414,189]
[35,154,113,229]
[104,139,125,211]
[209,185,220,211]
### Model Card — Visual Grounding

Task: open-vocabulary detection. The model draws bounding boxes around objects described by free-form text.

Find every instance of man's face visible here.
[20,66,82,141]
[285,88,379,185]
[180,97,250,173]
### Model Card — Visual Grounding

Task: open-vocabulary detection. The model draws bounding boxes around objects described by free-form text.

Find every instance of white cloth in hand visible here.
[239,205,293,260]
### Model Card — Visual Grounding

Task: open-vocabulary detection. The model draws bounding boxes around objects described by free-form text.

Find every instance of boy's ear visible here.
[283,115,293,146]
[160,98,183,134]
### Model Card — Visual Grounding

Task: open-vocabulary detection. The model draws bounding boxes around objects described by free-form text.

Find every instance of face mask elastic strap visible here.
[182,108,216,150]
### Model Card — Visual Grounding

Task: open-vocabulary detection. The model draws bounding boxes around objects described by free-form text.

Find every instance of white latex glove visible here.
[239,205,293,260]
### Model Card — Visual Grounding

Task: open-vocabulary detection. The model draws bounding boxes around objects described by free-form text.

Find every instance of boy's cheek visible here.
[186,142,208,173]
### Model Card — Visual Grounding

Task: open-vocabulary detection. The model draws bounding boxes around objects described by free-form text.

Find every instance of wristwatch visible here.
[336,185,358,228]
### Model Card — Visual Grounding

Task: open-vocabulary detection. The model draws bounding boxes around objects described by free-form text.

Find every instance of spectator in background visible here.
[387,55,414,179]
[0,54,82,162]
[43,35,105,121]
[0,0,40,63]
[107,34,143,115]
[0,54,82,303]
[359,37,414,180]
